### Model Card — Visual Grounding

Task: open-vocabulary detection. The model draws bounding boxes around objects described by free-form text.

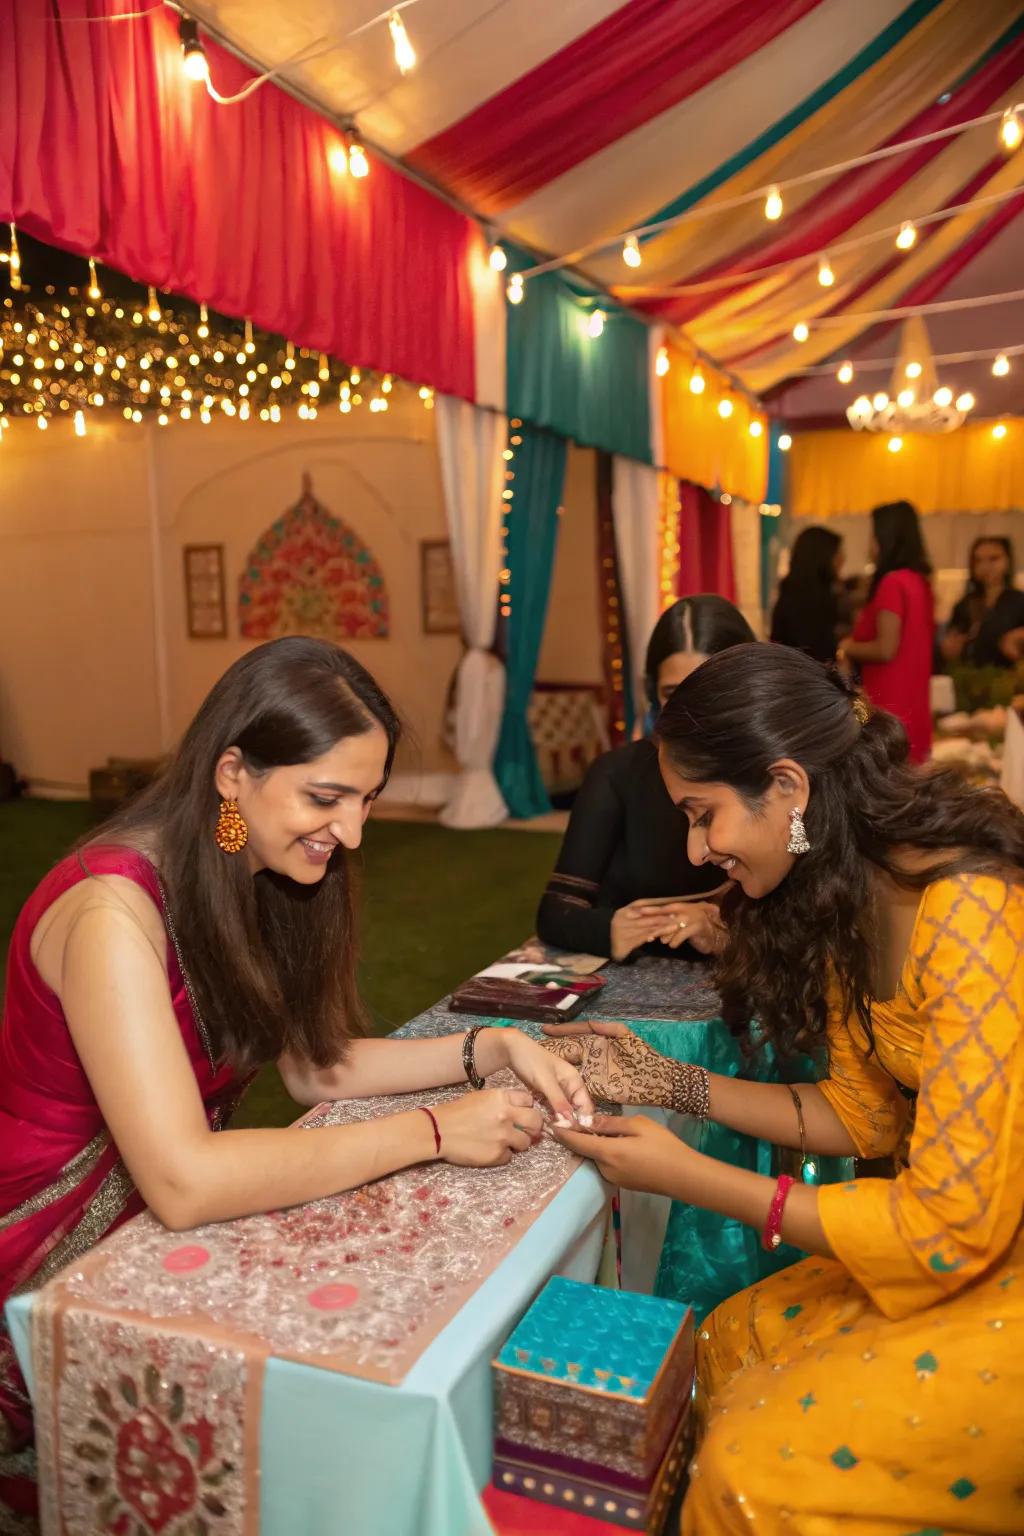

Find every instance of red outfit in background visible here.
[852,568,934,762]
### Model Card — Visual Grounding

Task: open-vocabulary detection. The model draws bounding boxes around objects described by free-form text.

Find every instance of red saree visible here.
[0,847,244,1529]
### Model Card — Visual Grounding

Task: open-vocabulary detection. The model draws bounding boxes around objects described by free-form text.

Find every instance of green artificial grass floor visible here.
[0,799,561,1129]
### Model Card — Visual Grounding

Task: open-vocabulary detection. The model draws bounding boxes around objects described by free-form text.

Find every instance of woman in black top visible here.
[536,595,756,962]
[940,535,1024,668]
[769,525,844,665]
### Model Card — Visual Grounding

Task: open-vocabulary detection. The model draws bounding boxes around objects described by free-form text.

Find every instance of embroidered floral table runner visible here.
[32,1075,580,1535]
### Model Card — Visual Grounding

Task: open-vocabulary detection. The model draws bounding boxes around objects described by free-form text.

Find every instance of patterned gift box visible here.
[492,1404,689,1533]
[492,1279,694,1529]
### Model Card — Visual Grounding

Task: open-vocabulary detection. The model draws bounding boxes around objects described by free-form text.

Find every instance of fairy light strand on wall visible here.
[0,252,434,435]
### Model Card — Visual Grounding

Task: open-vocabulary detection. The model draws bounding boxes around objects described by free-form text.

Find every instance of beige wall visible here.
[1,392,461,789]
[0,424,161,789]
[536,442,603,686]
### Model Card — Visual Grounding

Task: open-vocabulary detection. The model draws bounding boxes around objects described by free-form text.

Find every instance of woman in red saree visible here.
[0,637,590,1530]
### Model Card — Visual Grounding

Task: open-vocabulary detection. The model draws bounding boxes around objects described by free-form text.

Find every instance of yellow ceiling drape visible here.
[788,423,1024,517]
[660,339,769,503]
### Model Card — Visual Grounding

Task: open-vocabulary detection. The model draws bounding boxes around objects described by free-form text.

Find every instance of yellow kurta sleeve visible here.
[818,874,1024,1320]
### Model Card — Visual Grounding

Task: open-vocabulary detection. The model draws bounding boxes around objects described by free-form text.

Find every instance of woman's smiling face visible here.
[657,745,809,899]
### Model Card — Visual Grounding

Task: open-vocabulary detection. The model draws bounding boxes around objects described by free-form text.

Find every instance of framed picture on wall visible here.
[183,543,228,639]
[420,539,461,635]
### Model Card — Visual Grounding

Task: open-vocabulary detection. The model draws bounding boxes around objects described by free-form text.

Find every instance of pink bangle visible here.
[418,1105,442,1157]
[762,1174,795,1251]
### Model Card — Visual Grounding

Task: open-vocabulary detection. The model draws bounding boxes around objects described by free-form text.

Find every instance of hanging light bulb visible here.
[887,436,902,453]
[851,395,872,419]
[507,272,525,305]
[179,16,209,83]
[689,366,705,395]
[587,309,605,339]
[993,352,1011,377]
[905,360,923,380]
[792,321,809,343]
[196,302,209,340]
[749,419,764,437]
[896,220,917,251]
[87,259,101,301]
[346,130,369,179]
[655,345,670,378]
[73,409,87,438]
[36,415,48,431]
[146,287,161,323]
[488,243,507,273]
[837,361,854,385]
[622,236,642,269]
[897,387,916,409]
[778,433,793,451]
[933,385,953,408]
[718,397,734,419]
[764,185,783,221]
[955,391,975,412]
[1000,105,1023,151]
[993,422,1008,440]
[872,392,889,411]
[817,253,835,288]
[388,10,416,73]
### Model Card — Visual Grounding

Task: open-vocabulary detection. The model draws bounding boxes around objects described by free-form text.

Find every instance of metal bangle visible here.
[462,1025,486,1090]
[787,1084,807,1174]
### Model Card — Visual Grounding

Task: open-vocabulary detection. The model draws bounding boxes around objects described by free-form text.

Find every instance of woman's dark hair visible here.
[656,643,1024,1055]
[781,525,842,593]
[84,637,400,1071]
[869,500,932,598]
[644,595,755,707]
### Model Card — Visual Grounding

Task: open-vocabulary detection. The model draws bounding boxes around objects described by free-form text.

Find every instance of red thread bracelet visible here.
[418,1105,442,1157]
[762,1174,795,1251]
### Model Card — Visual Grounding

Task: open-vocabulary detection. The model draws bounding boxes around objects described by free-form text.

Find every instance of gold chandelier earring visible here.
[214,798,248,854]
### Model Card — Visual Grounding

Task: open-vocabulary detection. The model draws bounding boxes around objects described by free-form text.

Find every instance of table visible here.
[7,1165,606,1536]
[5,953,796,1535]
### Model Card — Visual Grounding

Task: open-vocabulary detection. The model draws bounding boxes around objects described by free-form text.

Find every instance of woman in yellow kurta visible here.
[551,643,1024,1535]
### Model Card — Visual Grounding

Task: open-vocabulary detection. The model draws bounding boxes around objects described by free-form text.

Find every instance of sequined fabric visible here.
[32,1074,581,1535]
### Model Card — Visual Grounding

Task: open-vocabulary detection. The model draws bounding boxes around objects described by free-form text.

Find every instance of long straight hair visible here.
[868,500,931,598]
[656,643,1024,1054]
[86,637,400,1070]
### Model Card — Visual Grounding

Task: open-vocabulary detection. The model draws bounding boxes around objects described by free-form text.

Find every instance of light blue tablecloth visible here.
[6,1165,607,1536]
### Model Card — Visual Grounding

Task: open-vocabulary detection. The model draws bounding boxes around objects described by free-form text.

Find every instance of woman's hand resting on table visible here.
[433,1089,544,1167]
[542,1019,697,1112]
[552,1114,688,1196]
[610,899,725,959]
[639,899,725,955]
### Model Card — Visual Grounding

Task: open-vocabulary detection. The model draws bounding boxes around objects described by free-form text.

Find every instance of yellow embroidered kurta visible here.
[683,874,1024,1535]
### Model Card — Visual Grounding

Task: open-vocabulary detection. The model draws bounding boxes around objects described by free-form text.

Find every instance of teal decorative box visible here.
[493,1278,694,1486]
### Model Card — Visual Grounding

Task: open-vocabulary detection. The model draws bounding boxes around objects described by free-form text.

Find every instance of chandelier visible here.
[846,317,974,435]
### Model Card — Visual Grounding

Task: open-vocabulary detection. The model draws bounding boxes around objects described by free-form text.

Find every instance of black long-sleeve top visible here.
[536,738,724,959]
[947,588,1024,668]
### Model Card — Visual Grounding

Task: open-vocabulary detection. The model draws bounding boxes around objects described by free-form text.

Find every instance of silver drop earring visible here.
[786,806,811,855]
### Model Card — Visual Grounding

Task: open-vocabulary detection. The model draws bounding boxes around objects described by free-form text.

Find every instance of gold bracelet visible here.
[787,1085,813,1182]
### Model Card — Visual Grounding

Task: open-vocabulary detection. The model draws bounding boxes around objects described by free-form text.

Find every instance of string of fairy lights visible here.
[0,240,434,436]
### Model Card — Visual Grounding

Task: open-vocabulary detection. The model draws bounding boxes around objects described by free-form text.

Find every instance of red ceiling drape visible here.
[0,0,477,399]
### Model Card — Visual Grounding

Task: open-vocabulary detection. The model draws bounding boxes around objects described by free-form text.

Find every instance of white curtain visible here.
[612,456,661,725]
[729,498,765,637]
[436,394,509,828]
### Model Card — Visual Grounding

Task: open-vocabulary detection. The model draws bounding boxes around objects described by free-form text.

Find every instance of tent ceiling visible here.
[191,0,1024,421]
